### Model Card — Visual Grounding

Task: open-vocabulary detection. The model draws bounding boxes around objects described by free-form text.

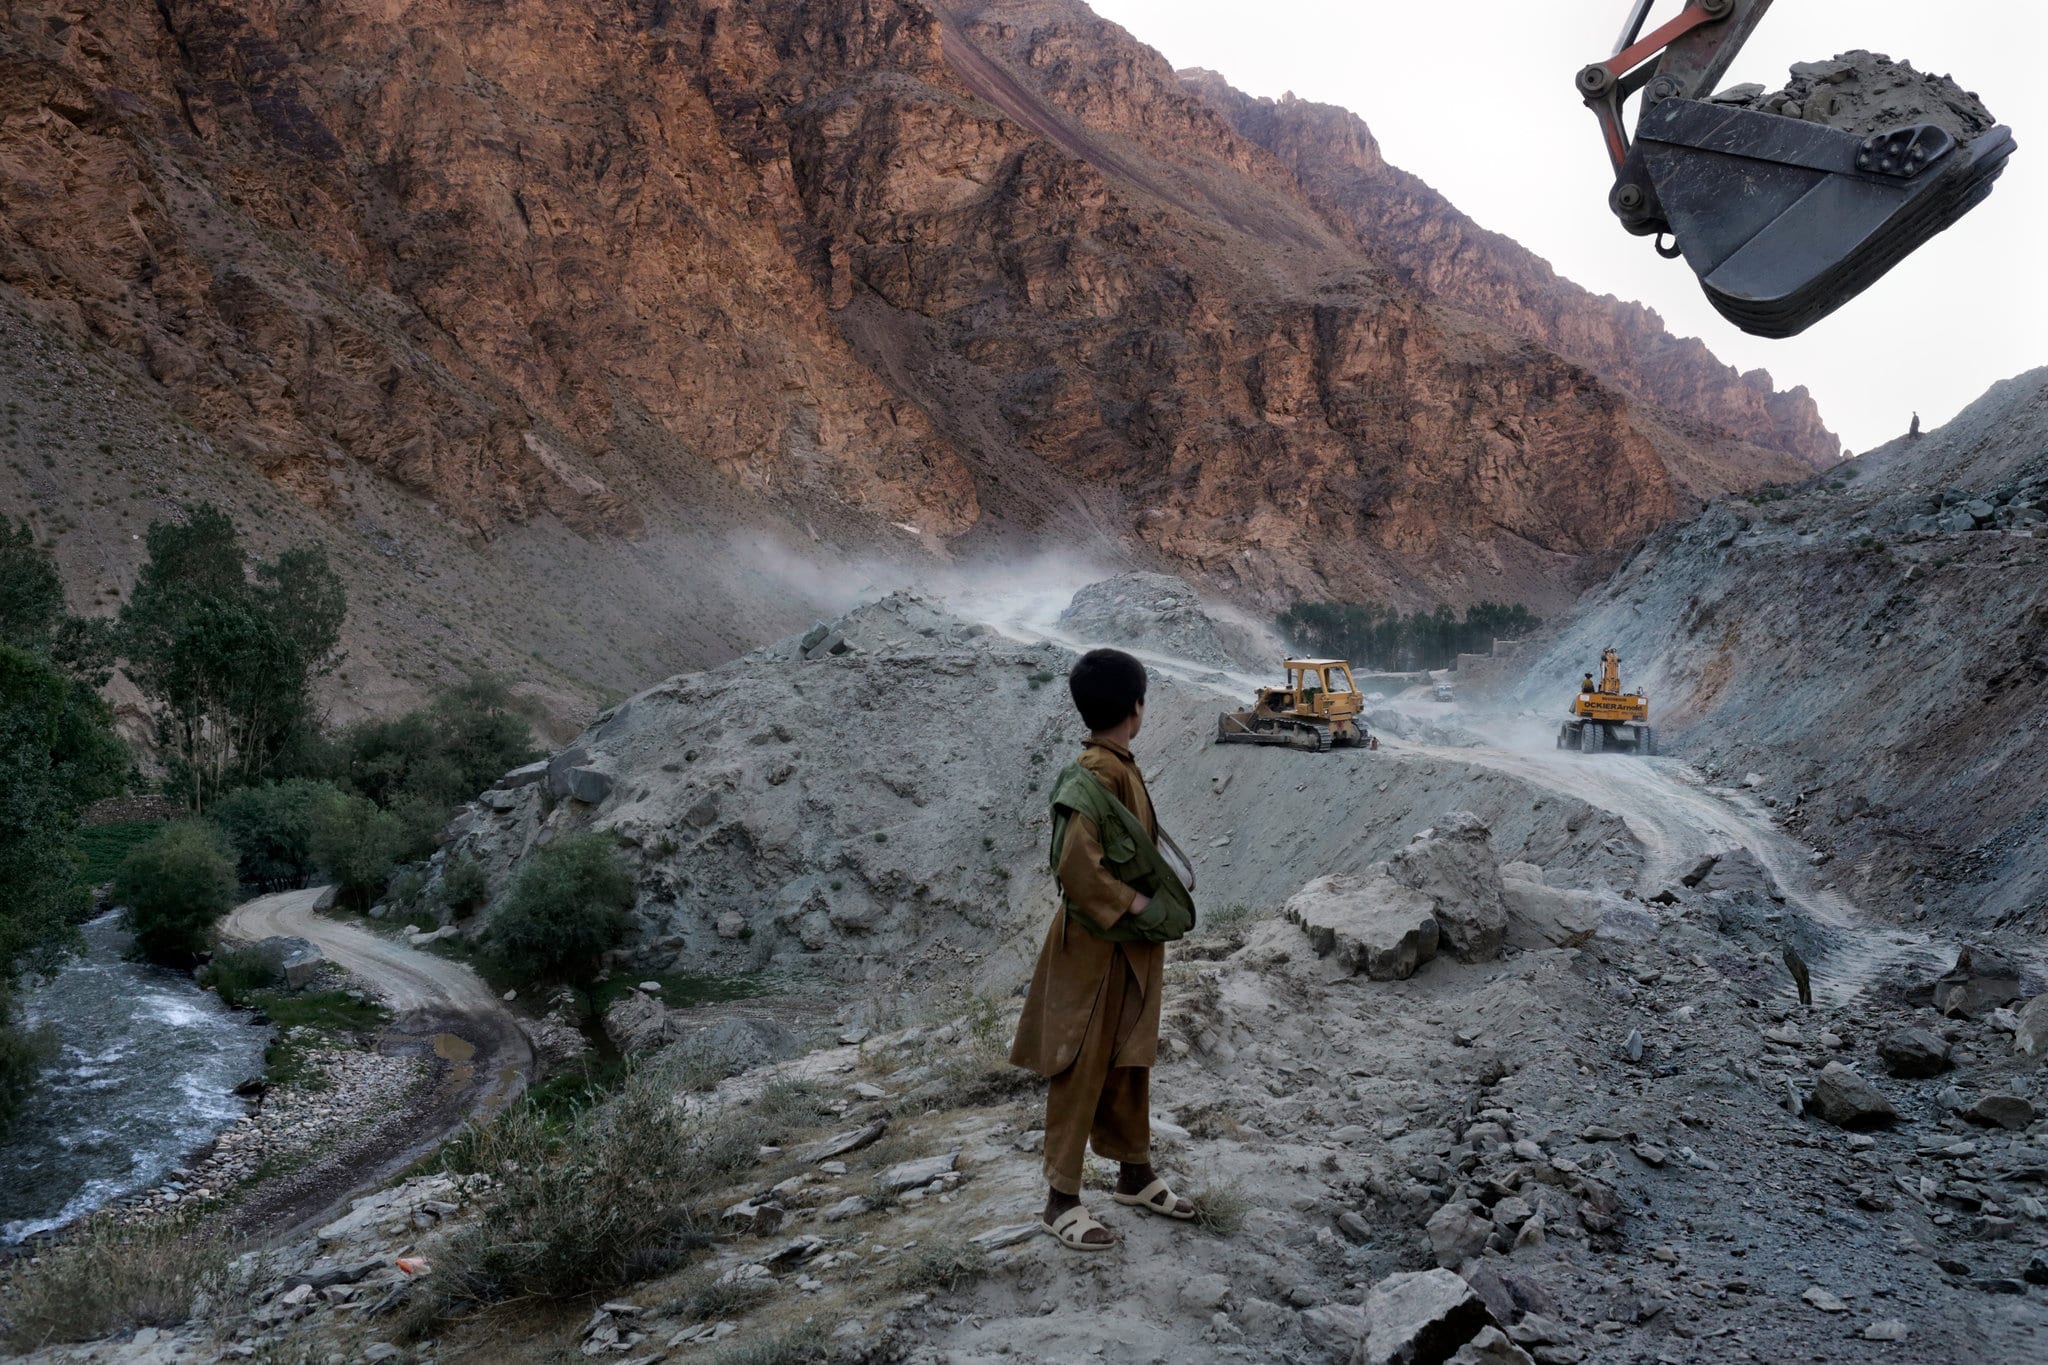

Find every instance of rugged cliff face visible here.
[1178,73,1842,472]
[0,0,1839,707]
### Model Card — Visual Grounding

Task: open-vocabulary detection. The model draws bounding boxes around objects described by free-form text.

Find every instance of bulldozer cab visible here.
[1219,657,1373,752]
[1276,660,1361,720]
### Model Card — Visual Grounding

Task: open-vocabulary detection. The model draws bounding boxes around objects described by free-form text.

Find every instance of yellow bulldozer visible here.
[1558,647,1655,755]
[1216,659,1374,753]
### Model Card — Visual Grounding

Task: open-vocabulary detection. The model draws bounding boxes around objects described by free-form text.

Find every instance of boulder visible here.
[1878,1027,1953,1078]
[1354,1268,1496,1365]
[1806,1063,1899,1129]
[1500,879,1602,950]
[1934,946,2023,1019]
[243,936,324,991]
[2016,993,2048,1058]
[603,990,684,1055]
[1301,1304,1370,1358]
[877,1152,958,1194]
[1446,1328,1534,1365]
[1693,848,1783,901]
[559,766,614,805]
[544,746,591,799]
[1387,812,1506,961]
[494,759,549,790]
[1425,1200,1493,1268]
[1284,873,1439,980]
[804,1118,888,1163]
[1959,1093,2036,1131]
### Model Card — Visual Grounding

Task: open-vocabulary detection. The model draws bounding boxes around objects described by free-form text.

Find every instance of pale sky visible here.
[1089,0,2045,456]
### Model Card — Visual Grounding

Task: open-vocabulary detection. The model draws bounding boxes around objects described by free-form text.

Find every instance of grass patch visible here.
[76,820,165,886]
[1199,902,1264,937]
[890,1239,990,1293]
[660,1262,775,1324]
[197,947,280,1009]
[705,1324,829,1365]
[403,1057,836,1333]
[1188,1184,1248,1237]
[0,1220,237,1351]
[254,989,390,1089]
[582,970,768,1017]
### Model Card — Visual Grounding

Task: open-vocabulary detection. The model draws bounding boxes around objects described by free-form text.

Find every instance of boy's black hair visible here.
[1069,648,1147,732]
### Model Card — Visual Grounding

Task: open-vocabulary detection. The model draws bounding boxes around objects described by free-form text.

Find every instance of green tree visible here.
[488,834,635,986]
[0,520,64,651]
[117,506,346,809]
[211,778,343,890]
[0,646,127,972]
[333,676,536,812]
[113,821,237,965]
[0,526,128,1128]
[309,791,403,910]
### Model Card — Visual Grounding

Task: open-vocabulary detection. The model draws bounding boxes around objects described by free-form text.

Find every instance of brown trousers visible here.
[1043,946,1151,1195]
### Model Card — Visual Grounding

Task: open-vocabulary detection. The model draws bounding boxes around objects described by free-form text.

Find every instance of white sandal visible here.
[1113,1176,1197,1220]
[1043,1204,1117,1251]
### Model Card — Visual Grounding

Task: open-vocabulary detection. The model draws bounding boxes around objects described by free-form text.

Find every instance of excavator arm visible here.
[1577,1,2016,338]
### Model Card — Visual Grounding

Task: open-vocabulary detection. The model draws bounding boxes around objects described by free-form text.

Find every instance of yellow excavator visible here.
[1216,659,1374,753]
[1558,648,1655,755]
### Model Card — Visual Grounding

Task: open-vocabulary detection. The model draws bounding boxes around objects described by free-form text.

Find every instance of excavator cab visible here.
[1578,1,2016,337]
[1559,648,1655,755]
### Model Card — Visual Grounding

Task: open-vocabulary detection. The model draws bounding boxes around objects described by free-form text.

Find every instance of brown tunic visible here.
[1009,738,1166,1077]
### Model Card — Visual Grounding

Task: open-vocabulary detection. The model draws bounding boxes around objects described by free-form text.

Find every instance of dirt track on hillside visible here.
[219,889,532,1240]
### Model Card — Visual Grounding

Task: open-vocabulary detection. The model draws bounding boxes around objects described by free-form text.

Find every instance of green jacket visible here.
[1047,761,1197,943]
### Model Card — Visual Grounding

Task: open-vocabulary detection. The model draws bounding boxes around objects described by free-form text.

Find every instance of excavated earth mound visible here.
[1718,50,2000,144]
[1056,572,1269,671]
[434,579,1640,1001]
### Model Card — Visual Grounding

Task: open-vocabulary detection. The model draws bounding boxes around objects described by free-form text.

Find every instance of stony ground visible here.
[13,571,2048,1364]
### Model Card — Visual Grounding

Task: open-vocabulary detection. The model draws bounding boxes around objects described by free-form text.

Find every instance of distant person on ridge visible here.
[1011,648,1198,1250]
[1910,412,1921,437]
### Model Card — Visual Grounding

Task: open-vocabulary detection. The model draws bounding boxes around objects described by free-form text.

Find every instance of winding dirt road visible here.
[225,888,512,1020]
[219,888,532,1238]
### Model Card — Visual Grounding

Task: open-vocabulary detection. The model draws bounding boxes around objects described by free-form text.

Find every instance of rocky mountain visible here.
[1177,73,1841,469]
[0,0,1837,715]
[1512,367,2048,933]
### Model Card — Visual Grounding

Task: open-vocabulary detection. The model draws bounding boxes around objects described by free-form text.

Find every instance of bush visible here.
[1189,1184,1248,1237]
[114,822,237,964]
[209,778,340,889]
[420,1069,722,1316]
[891,1239,990,1292]
[198,947,281,1009]
[0,998,55,1129]
[487,834,635,986]
[308,792,404,910]
[333,675,538,812]
[0,1219,236,1350]
[439,854,490,917]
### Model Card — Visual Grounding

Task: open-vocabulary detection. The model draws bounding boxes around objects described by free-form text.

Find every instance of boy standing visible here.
[1010,648,1197,1250]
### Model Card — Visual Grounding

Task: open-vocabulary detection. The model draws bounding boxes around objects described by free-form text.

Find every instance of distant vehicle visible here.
[1433,683,1456,703]
[1558,647,1655,755]
[1216,658,1374,753]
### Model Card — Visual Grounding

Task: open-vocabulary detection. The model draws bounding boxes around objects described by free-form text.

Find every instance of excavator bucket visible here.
[1580,1,2017,339]
[1632,100,2015,337]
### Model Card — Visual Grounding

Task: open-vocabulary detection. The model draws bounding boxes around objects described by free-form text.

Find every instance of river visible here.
[0,912,268,1243]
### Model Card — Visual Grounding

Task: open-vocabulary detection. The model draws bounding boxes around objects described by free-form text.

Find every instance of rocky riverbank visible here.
[95,1043,430,1232]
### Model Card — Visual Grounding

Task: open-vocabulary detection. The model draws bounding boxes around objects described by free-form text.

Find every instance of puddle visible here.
[430,1032,476,1061]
